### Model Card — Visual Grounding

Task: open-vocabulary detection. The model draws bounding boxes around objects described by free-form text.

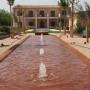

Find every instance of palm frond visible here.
[85,2,90,17]
[7,0,15,6]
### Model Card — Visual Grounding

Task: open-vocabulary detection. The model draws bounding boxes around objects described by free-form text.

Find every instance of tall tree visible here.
[7,0,15,39]
[75,4,86,26]
[21,8,26,34]
[0,9,11,26]
[85,2,90,25]
[58,0,69,35]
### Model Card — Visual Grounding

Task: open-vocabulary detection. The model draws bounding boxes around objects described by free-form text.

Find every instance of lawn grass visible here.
[26,30,36,33]
[48,31,59,33]
[14,29,24,32]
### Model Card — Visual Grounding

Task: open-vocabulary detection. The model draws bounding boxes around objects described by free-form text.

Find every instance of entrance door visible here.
[40,21,44,28]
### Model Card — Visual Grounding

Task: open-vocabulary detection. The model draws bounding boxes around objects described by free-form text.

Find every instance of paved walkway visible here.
[50,33,90,58]
[0,34,31,55]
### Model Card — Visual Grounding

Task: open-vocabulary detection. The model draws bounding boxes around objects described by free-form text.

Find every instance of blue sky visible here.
[0,0,90,12]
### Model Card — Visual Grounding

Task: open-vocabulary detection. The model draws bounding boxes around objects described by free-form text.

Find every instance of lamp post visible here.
[17,5,22,36]
[70,0,79,38]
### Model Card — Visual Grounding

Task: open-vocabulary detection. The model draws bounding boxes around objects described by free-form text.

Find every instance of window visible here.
[40,10,44,17]
[51,21,55,26]
[29,11,33,17]
[51,10,55,17]
[17,11,22,16]
[29,22,33,26]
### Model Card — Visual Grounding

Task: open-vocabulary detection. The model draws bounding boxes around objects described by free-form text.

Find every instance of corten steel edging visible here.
[0,35,30,62]
[54,35,90,67]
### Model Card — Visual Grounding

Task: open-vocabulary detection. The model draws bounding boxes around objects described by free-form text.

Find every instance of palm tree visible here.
[21,9,26,34]
[75,4,86,26]
[85,2,90,43]
[17,5,22,36]
[7,0,15,39]
[58,0,69,35]
[85,2,90,26]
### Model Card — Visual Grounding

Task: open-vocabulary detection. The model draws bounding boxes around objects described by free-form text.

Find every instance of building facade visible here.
[13,5,70,30]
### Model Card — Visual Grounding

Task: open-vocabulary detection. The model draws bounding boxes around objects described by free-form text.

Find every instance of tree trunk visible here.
[23,13,25,34]
[18,13,21,36]
[64,8,66,35]
[10,5,14,39]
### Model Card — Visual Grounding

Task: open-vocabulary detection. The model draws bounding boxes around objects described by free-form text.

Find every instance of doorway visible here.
[40,21,44,28]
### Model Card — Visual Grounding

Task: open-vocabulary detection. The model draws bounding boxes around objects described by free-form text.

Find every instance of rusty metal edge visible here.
[0,35,30,62]
[54,35,90,67]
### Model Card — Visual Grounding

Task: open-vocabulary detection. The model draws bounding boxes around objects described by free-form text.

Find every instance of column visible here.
[35,14,37,30]
[47,13,49,29]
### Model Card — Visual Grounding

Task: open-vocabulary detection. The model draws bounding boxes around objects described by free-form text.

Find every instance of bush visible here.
[49,27,56,29]
[0,32,7,36]
[74,22,85,34]
[0,26,10,34]
[83,28,90,37]
[27,27,35,29]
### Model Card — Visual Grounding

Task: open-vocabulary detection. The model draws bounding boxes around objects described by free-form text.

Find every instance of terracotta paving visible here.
[0,35,90,90]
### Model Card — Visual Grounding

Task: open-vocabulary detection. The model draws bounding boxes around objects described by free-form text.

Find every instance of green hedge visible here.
[74,23,85,34]
[0,26,10,34]
[0,26,10,35]
[83,28,90,37]
[0,32,7,36]
[49,27,56,29]
[27,27,35,29]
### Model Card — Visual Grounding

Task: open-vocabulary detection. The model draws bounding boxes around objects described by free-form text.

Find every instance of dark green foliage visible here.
[0,26,10,34]
[13,14,18,23]
[7,0,15,6]
[0,32,7,36]
[48,31,59,33]
[49,27,56,29]
[83,28,90,37]
[75,4,86,19]
[27,27,35,29]
[58,0,69,9]
[74,22,85,34]
[85,2,90,17]
[57,17,67,23]
[0,9,11,26]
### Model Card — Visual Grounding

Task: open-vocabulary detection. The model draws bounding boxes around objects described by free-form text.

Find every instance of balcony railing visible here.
[37,14,47,17]
[25,14,58,17]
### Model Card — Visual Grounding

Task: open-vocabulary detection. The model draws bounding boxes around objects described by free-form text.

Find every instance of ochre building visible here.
[13,5,70,30]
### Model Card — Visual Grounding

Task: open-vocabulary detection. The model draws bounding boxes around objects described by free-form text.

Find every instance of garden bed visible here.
[74,33,90,38]
[0,33,18,39]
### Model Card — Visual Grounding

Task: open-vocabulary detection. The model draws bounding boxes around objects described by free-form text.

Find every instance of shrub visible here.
[0,26,10,34]
[27,27,35,29]
[74,22,85,34]
[83,28,90,37]
[49,27,56,29]
[0,32,7,36]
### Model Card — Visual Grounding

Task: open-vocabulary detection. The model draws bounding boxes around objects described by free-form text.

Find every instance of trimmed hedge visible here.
[74,23,85,34]
[0,26,10,34]
[83,28,90,37]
